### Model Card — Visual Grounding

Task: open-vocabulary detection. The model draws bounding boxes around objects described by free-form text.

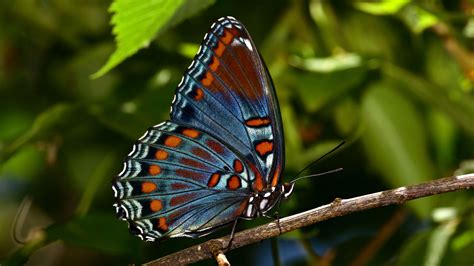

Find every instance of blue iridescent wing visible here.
[113,16,285,241]
[171,16,285,191]
[113,122,252,240]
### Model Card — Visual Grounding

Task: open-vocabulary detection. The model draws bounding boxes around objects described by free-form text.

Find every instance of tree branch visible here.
[144,174,474,266]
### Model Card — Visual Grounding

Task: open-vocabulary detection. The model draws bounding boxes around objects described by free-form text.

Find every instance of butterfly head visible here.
[243,183,295,218]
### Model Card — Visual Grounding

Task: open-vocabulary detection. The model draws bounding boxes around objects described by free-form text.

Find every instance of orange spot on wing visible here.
[156,217,168,232]
[221,30,234,45]
[233,159,244,173]
[209,56,220,71]
[165,136,181,147]
[227,175,241,190]
[202,71,214,86]
[148,165,161,175]
[208,173,221,187]
[194,88,204,101]
[214,42,225,56]
[182,128,200,138]
[155,150,168,160]
[245,117,271,127]
[255,141,273,157]
[150,200,163,212]
[142,182,157,193]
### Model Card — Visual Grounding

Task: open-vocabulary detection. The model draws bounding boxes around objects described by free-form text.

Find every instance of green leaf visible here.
[333,98,361,136]
[0,146,46,181]
[177,42,200,59]
[0,108,33,141]
[355,0,410,15]
[427,111,457,173]
[424,220,459,266]
[92,0,215,78]
[46,213,143,257]
[75,153,118,216]
[289,54,368,112]
[1,104,78,162]
[290,53,364,73]
[452,229,474,250]
[400,5,439,34]
[396,230,430,266]
[361,82,435,217]
[382,63,474,136]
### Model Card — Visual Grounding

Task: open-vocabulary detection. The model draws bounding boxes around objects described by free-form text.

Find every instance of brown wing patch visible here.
[171,183,193,190]
[271,165,281,187]
[180,158,206,169]
[191,147,212,160]
[175,169,195,178]
[170,194,191,207]
[249,163,264,192]
[206,139,225,154]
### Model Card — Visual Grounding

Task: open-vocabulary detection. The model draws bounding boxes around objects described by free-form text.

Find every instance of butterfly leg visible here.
[224,218,240,250]
[263,212,282,235]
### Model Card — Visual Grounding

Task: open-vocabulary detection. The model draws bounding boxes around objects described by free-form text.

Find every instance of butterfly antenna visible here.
[289,141,345,183]
[290,168,343,184]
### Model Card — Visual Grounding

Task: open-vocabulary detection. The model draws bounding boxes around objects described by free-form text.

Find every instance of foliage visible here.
[1,0,473,265]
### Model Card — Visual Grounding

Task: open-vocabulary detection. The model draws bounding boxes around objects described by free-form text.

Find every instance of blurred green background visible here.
[1,0,474,265]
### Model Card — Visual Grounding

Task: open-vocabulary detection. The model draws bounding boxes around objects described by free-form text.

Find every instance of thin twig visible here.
[144,174,474,266]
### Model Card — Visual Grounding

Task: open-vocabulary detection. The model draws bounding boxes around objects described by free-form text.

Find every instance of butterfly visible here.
[112,16,294,242]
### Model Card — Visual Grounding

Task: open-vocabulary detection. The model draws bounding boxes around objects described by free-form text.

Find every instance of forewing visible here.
[171,16,284,190]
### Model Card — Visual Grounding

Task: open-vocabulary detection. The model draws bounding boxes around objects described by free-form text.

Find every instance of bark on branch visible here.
[145,174,474,266]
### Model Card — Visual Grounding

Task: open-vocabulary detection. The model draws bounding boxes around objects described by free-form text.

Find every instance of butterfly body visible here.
[113,16,292,242]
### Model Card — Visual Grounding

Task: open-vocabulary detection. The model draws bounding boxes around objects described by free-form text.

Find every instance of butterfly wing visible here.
[113,16,285,241]
[171,16,285,191]
[113,121,252,240]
